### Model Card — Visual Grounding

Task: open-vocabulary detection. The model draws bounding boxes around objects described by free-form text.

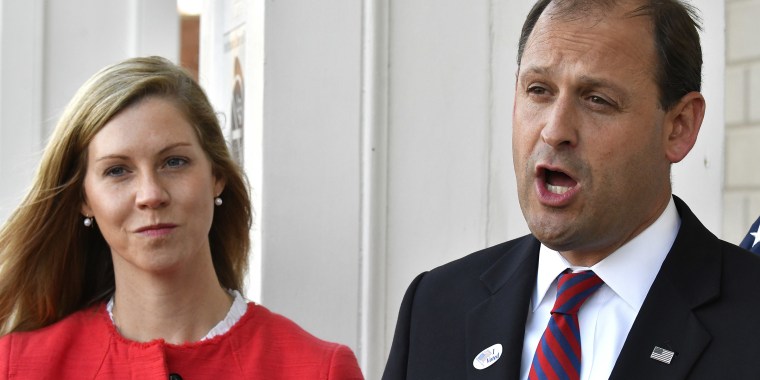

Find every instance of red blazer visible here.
[0,303,363,379]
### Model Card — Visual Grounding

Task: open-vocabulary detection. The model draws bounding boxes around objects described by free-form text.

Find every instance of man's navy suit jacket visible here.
[383,196,760,379]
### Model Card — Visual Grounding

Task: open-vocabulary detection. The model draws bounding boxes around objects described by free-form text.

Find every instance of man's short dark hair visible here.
[516,0,702,111]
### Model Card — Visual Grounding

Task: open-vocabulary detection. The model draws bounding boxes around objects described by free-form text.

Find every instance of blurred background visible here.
[0,0,756,378]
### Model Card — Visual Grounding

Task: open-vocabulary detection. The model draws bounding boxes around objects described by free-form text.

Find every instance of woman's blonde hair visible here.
[0,56,251,335]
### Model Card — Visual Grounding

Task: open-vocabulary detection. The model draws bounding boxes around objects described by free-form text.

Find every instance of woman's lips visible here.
[135,224,177,237]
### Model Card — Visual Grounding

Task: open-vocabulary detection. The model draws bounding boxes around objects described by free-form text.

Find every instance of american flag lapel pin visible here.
[650,346,676,364]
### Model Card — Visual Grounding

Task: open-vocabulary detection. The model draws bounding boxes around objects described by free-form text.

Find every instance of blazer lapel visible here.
[466,237,540,380]
[610,196,719,380]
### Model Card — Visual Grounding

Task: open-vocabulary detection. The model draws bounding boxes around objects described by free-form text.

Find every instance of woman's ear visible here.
[81,201,93,217]
[214,176,226,198]
[663,91,705,163]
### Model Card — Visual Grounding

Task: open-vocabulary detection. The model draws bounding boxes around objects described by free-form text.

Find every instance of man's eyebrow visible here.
[521,67,621,88]
[518,65,551,78]
[578,75,623,91]
[578,75,631,100]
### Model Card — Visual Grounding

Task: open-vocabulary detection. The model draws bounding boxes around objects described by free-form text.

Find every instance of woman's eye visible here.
[166,157,188,168]
[105,166,127,177]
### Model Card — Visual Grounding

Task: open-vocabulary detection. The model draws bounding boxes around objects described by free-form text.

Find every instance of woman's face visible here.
[82,96,224,277]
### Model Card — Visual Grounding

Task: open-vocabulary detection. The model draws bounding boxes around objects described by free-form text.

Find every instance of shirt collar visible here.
[533,197,680,312]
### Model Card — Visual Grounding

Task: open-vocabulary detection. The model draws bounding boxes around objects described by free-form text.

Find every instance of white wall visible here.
[0,0,178,223]
[43,0,179,135]
[226,1,725,379]
[0,0,44,224]
[262,0,364,355]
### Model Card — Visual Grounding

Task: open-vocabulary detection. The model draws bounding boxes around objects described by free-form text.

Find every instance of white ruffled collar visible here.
[106,289,248,341]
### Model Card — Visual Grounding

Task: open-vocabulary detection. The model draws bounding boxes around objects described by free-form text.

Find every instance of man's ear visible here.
[663,91,705,163]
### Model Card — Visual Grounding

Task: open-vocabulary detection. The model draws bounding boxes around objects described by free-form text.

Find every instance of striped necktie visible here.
[529,270,604,380]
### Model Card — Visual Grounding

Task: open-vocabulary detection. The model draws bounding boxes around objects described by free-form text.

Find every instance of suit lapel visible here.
[466,237,540,380]
[463,196,720,379]
[610,196,720,380]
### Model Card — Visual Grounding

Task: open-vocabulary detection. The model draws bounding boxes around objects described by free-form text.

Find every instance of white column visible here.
[487,0,539,245]
[129,0,179,59]
[0,0,44,223]
[359,0,390,376]
[261,0,363,353]
[383,0,496,360]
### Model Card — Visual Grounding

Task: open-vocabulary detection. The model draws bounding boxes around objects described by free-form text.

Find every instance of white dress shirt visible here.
[519,197,680,380]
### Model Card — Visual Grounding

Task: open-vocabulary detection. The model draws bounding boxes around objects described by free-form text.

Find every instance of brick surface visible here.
[725,127,760,188]
[750,63,760,122]
[724,0,760,245]
[723,191,760,245]
[726,65,746,125]
[727,1,760,62]
[723,191,751,243]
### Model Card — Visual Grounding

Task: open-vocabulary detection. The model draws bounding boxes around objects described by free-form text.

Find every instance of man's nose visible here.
[540,94,579,148]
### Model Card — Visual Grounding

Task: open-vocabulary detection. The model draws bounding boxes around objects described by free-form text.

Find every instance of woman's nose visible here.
[135,173,170,209]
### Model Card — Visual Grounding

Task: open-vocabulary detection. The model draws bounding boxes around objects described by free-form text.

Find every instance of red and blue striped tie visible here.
[529,270,603,380]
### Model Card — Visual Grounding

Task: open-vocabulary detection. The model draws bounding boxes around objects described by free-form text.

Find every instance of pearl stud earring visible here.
[83,216,93,227]
[214,197,223,206]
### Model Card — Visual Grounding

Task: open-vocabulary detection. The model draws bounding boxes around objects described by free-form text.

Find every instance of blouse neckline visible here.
[105,289,248,342]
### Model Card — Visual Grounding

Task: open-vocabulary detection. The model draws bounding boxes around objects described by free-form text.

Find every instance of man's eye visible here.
[589,95,610,105]
[528,86,547,95]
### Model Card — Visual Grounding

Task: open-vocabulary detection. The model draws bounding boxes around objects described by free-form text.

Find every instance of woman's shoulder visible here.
[0,305,111,377]
[229,303,363,379]
[234,303,344,351]
[1,305,108,348]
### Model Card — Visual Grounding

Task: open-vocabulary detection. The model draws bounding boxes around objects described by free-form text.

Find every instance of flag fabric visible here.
[739,216,760,255]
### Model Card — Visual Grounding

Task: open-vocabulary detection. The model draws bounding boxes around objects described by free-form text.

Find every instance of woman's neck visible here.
[110,261,233,345]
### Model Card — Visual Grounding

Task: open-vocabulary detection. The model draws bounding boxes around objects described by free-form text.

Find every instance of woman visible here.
[0,56,363,379]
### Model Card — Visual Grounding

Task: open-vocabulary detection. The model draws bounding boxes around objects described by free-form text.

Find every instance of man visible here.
[383,0,760,379]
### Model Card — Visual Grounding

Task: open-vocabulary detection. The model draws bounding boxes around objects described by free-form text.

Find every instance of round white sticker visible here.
[473,343,503,370]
